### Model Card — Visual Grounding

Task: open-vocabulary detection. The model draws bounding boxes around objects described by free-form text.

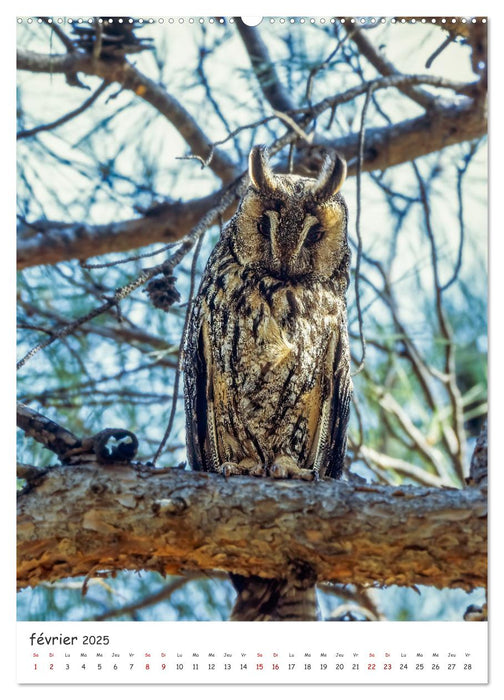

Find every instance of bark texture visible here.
[17,462,487,591]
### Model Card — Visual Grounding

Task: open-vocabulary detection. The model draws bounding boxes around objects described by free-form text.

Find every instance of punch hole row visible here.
[16,17,488,25]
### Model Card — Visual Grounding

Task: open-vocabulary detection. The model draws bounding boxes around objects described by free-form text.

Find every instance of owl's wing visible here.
[326,325,352,479]
[312,322,352,480]
[183,302,212,472]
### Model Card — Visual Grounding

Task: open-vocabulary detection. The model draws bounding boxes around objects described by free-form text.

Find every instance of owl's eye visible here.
[305,223,324,246]
[258,213,271,237]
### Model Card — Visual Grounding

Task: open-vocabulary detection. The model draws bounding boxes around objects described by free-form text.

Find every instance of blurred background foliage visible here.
[17,16,487,621]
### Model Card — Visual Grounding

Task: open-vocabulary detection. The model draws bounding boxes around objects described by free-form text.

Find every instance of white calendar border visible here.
[16,620,488,685]
[7,0,502,696]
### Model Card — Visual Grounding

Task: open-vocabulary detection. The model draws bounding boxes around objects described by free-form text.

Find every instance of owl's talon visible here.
[217,460,267,478]
[269,463,286,479]
[270,456,317,481]
[217,461,242,478]
[298,469,317,481]
[249,464,267,477]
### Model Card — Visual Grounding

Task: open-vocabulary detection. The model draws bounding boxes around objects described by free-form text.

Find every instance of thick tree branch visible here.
[17,98,486,270]
[17,191,230,270]
[323,101,485,172]
[17,184,241,370]
[234,18,297,113]
[17,402,80,459]
[16,48,239,183]
[17,460,486,591]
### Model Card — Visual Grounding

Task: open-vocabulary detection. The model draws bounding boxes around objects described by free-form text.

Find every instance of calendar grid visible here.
[17,621,488,684]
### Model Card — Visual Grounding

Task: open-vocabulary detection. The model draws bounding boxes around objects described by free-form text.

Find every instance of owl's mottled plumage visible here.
[183,146,352,620]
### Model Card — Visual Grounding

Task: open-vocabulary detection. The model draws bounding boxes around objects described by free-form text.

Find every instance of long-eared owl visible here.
[183,146,352,620]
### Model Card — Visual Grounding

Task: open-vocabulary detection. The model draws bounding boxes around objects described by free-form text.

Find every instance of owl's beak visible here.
[279,263,290,279]
[270,233,300,280]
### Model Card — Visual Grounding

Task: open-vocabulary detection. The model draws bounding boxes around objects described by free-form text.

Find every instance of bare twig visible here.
[378,392,448,479]
[40,17,75,52]
[342,22,439,110]
[17,180,243,371]
[412,162,467,481]
[352,84,374,375]
[272,109,313,143]
[152,230,206,465]
[80,241,179,269]
[17,80,109,139]
[16,49,239,183]
[426,34,455,69]
[358,445,448,488]
[441,142,480,292]
[305,31,349,106]
[196,44,235,141]
[94,576,197,621]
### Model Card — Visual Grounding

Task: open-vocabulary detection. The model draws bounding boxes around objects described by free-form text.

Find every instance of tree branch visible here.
[17,183,242,370]
[234,18,297,113]
[17,459,487,591]
[17,191,235,270]
[17,80,109,139]
[40,17,75,53]
[16,48,239,183]
[17,98,486,270]
[413,161,467,481]
[357,444,447,487]
[16,402,80,459]
[342,23,440,110]
[324,100,485,172]
[377,391,447,479]
[18,298,180,360]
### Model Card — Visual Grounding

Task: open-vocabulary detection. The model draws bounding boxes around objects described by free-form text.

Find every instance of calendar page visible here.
[16,11,488,688]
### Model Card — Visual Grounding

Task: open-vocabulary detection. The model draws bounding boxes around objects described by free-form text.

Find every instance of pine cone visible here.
[145,274,181,312]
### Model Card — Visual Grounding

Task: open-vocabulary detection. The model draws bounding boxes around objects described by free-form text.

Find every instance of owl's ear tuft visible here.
[249,145,276,194]
[314,152,347,201]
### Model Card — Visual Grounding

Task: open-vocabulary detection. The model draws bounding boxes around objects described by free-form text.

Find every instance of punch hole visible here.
[241,17,263,26]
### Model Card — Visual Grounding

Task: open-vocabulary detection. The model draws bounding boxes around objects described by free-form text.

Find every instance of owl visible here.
[183,145,352,620]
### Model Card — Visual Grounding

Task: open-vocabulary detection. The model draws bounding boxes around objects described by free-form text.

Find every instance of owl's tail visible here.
[229,574,320,621]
